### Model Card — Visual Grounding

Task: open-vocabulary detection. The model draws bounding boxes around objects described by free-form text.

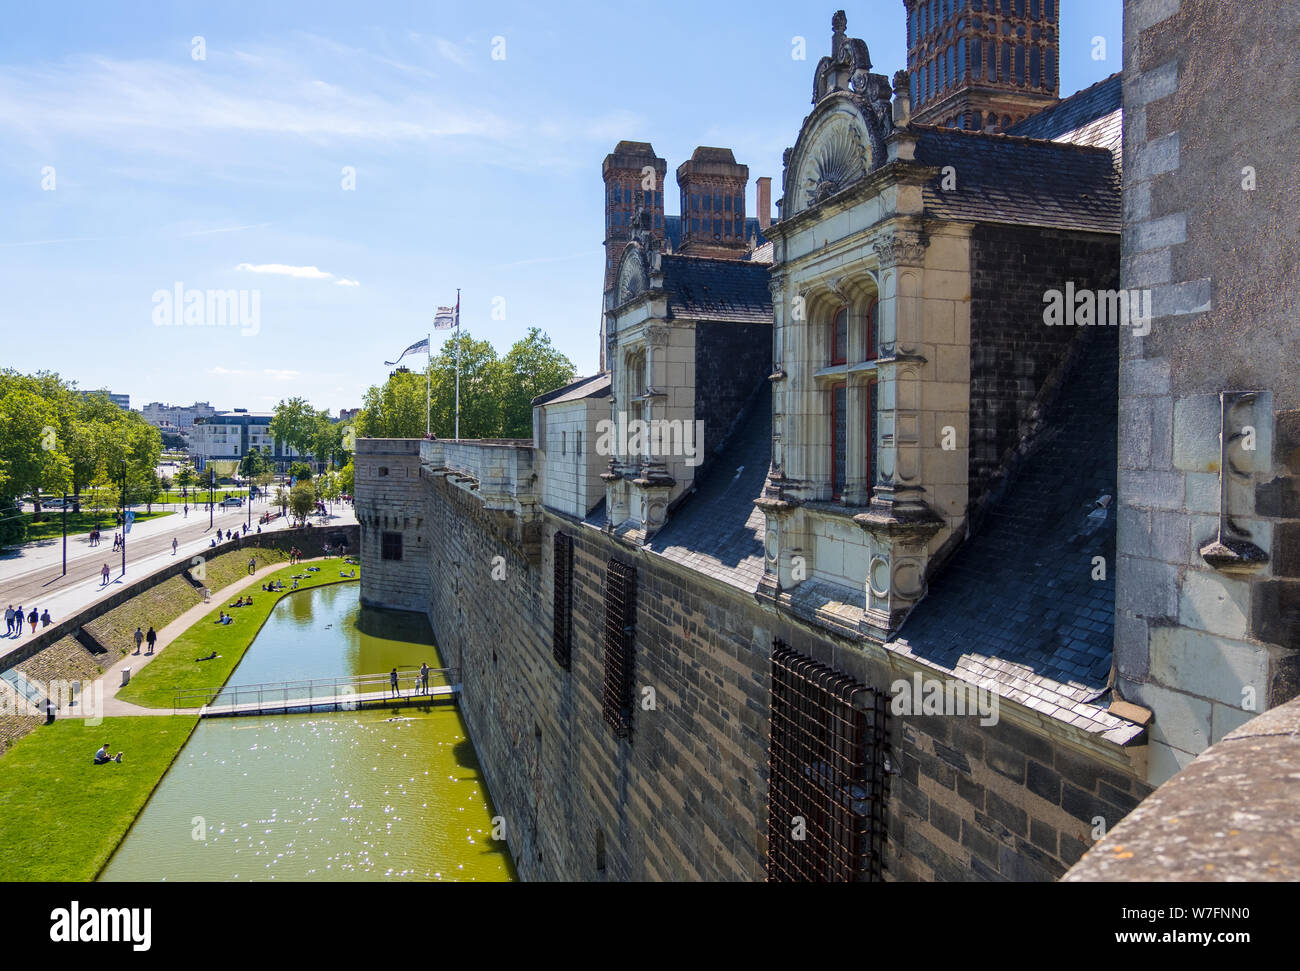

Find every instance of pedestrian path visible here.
[96,558,334,718]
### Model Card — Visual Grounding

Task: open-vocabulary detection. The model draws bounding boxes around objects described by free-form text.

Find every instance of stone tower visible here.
[601,141,668,369]
[675,147,749,259]
[903,0,1060,132]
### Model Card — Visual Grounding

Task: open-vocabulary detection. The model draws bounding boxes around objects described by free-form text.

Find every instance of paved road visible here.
[0,498,356,663]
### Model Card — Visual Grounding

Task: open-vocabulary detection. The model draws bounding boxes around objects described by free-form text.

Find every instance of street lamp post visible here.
[209,466,215,530]
[61,491,68,577]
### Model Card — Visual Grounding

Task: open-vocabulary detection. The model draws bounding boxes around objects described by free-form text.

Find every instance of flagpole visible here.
[426,330,431,437]
[455,288,461,441]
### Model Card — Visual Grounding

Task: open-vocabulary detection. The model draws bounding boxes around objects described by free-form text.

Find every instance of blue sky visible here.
[0,0,1122,415]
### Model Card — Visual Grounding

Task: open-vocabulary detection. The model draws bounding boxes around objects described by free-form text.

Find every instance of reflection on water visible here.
[100,585,514,882]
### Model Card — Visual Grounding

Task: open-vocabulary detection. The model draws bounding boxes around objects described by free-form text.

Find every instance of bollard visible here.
[121,667,131,687]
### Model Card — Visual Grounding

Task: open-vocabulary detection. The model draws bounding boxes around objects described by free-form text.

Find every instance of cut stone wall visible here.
[367,467,1149,881]
[356,439,430,613]
[1116,0,1300,785]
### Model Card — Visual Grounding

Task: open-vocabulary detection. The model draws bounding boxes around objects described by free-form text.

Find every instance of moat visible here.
[100,584,515,882]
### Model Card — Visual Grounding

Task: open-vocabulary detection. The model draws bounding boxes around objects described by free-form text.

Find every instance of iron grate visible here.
[602,558,637,738]
[767,642,889,882]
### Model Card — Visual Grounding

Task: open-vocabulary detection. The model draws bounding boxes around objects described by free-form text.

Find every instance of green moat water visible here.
[100,584,515,882]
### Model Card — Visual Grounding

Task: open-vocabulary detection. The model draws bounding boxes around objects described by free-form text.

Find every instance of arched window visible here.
[831,307,848,365]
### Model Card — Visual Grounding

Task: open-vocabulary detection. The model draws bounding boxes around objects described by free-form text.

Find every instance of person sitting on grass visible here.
[94,744,122,765]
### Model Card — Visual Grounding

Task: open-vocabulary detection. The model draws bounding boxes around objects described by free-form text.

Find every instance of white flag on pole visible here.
[384,337,430,366]
[433,306,457,330]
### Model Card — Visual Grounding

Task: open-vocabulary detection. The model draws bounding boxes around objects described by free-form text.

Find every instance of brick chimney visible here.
[676,147,749,258]
[756,177,772,231]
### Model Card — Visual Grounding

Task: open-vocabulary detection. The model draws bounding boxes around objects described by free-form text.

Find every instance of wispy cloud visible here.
[335,278,361,287]
[235,263,334,280]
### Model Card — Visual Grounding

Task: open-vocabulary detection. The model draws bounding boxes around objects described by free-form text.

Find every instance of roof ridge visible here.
[914,123,1116,156]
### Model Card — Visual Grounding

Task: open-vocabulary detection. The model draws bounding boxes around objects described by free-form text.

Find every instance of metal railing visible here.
[173,667,460,715]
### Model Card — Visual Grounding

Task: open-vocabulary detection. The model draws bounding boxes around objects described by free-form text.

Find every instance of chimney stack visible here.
[676,147,749,258]
[756,177,772,231]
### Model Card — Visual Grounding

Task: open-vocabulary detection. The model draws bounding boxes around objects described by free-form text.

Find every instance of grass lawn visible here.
[19,509,174,543]
[0,715,198,881]
[117,561,361,709]
[82,547,292,656]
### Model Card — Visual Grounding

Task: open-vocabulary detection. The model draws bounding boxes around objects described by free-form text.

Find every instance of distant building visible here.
[141,400,217,430]
[81,390,130,410]
[337,408,361,422]
[190,409,312,472]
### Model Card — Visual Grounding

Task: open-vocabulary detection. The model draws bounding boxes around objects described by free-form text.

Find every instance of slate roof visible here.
[646,383,770,591]
[661,254,773,324]
[585,384,770,589]
[914,126,1122,234]
[531,372,610,408]
[1007,73,1123,158]
[889,325,1140,743]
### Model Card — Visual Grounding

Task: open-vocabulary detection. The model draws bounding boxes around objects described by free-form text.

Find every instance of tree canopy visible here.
[0,370,163,542]
[355,328,575,440]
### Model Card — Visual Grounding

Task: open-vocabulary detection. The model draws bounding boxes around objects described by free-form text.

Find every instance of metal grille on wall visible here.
[602,558,637,738]
[552,532,574,670]
[767,642,889,881]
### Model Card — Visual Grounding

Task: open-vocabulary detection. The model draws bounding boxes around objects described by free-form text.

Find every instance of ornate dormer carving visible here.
[615,250,647,307]
[783,12,897,218]
[802,121,868,208]
[812,10,873,104]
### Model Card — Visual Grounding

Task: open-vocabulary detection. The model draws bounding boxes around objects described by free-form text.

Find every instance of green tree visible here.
[273,486,290,517]
[356,369,428,439]
[0,387,73,520]
[288,481,316,524]
[338,460,355,497]
[317,470,341,510]
[289,461,313,483]
[0,497,24,548]
[428,332,502,438]
[238,444,271,481]
[176,464,197,499]
[496,327,576,438]
[269,397,319,458]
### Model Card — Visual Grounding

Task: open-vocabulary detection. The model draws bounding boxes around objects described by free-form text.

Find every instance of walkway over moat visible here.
[174,670,461,718]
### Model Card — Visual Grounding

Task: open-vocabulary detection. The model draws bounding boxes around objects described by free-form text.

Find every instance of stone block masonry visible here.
[360,461,1151,881]
[356,439,430,613]
[1116,0,1300,784]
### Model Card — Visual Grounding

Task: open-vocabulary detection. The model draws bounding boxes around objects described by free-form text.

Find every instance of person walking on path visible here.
[5,605,13,636]
[145,626,157,656]
[389,667,399,699]
[133,626,144,656]
[101,563,110,586]
[27,607,38,632]
[420,662,430,694]
[14,606,23,635]
[41,609,51,628]
[172,537,178,555]
[183,504,188,518]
